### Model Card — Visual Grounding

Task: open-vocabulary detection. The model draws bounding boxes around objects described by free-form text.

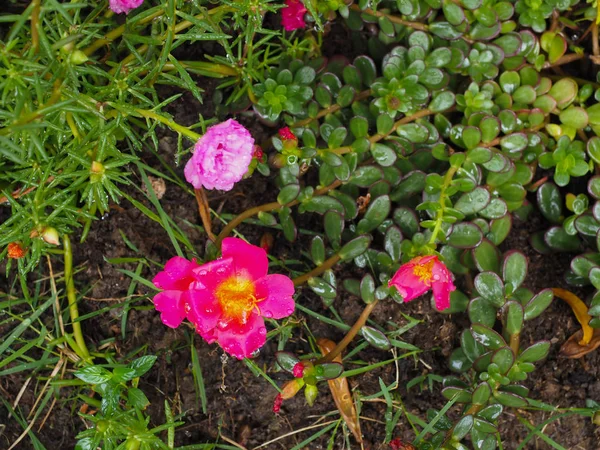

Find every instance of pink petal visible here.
[216,313,267,359]
[153,291,186,328]
[388,266,430,302]
[255,274,295,319]
[221,237,268,281]
[191,257,235,291]
[432,259,453,283]
[186,290,222,334]
[432,279,455,311]
[197,326,218,345]
[153,256,198,291]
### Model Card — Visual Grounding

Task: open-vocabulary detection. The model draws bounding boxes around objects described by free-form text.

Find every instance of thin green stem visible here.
[134,108,201,141]
[428,165,459,245]
[63,235,91,361]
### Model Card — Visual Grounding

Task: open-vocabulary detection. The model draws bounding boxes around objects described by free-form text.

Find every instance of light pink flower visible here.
[109,0,144,14]
[186,238,295,359]
[388,255,456,310]
[184,119,255,191]
[281,0,307,32]
[152,257,200,328]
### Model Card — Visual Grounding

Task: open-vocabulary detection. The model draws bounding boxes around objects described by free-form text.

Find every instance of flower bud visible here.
[292,362,305,378]
[90,161,105,183]
[69,50,89,65]
[304,384,318,406]
[280,378,303,400]
[42,227,60,246]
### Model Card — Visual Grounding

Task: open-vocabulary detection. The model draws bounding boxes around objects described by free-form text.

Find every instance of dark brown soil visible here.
[2,22,600,450]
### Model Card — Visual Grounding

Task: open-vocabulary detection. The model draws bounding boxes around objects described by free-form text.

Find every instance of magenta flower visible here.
[109,0,144,14]
[281,0,307,32]
[152,257,200,328]
[388,255,456,310]
[185,238,295,359]
[184,119,255,191]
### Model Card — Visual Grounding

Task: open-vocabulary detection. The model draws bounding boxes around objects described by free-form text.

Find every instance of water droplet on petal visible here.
[205,307,213,313]
[433,274,440,281]
[216,267,227,274]
[285,308,294,315]
[198,270,208,276]
[259,327,267,335]
[263,311,273,318]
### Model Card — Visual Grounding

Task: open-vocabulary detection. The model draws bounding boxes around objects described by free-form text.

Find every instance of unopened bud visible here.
[281,378,303,400]
[69,50,89,65]
[304,384,318,406]
[90,161,105,183]
[292,362,305,378]
[42,227,60,246]
[279,127,297,141]
[272,393,283,414]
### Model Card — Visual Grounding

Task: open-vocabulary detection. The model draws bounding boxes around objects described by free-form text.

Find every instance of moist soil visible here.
[2,18,600,450]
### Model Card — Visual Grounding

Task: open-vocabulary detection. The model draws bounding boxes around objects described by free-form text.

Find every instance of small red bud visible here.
[260,233,274,253]
[272,393,283,414]
[253,145,264,160]
[292,362,305,378]
[279,127,296,141]
[390,438,415,450]
[7,242,26,259]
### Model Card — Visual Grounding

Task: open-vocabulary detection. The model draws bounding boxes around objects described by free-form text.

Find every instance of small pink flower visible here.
[186,238,295,359]
[184,119,255,191]
[292,362,305,378]
[273,393,283,413]
[281,0,307,32]
[279,126,297,141]
[388,255,456,310]
[109,0,144,14]
[152,257,200,328]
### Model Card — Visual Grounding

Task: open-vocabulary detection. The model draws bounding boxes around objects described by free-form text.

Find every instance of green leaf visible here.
[360,326,392,350]
[449,348,472,372]
[524,288,554,320]
[360,274,376,304]
[488,214,512,245]
[518,341,551,362]
[502,251,527,292]
[472,239,500,273]
[474,272,505,307]
[493,391,527,407]
[544,226,581,252]
[357,195,391,233]
[324,211,344,247]
[472,383,491,405]
[311,236,325,266]
[317,362,344,380]
[350,116,369,138]
[548,78,578,108]
[371,143,397,167]
[127,387,150,409]
[504,301,524,336]
[336,85,356,107]
[492,347,515,374]
[537,182,562,223]
[442,387,472,403]
[384,226,403,262]
[469,297,497,327]
[276,351,300,372]
[75,366,113,384]
[500,133,528,154]
[471,324,507,350]
[129,355,157,377]
[279,206,297,241]
[429,91,456,112]
[308,276,337,299]
[377,114,395,135]
[560,106,589,129]
[278,184,301,205]
[350,166,383,187]
[455,187,491,215]
[303,196,344,215]
[339,235,372,261]
[453,415,474,440]
[294,66,316,84]
[448,222,483,248]
[461,329,485,362]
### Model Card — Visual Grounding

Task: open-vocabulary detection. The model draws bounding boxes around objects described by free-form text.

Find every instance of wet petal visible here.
[221,237,268,280]
[153,256,198,291]
[187,290,222,334]
[388,265,430,302]
[216,313,267,359]
[153,291,186,328]
[432,259,453,283]
[197,326,218,345]
[432,280,455,311]
[191,257,234,291]
[255,274,295,319]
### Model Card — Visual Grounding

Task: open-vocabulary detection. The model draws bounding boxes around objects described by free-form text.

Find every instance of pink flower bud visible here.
[279,127,297,141]
[272,394,283,414]
[184,120,255,191]
[109,0,144,14]
[292,362,305,378]
[281,0,307,31]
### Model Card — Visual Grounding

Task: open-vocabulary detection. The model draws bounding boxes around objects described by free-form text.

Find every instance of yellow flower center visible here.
[412,258,435,285]
[215,276,259,325]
